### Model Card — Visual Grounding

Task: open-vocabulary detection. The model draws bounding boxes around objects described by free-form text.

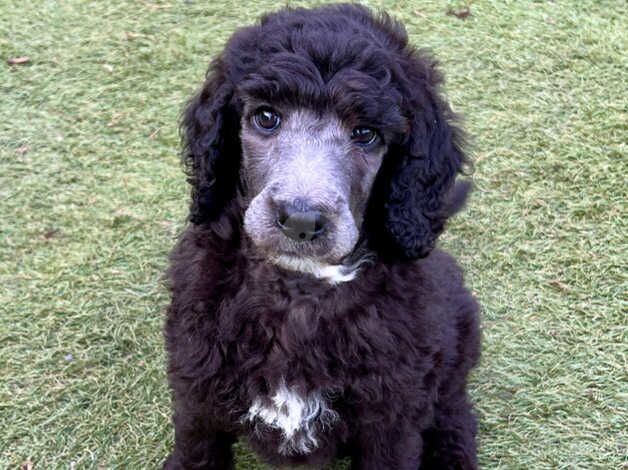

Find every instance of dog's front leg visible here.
[419,391,478,470]
[349,425,423,470]
[163,408,235,470]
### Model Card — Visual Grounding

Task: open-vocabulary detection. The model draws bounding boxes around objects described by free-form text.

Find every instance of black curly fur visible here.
[164,4,480,469]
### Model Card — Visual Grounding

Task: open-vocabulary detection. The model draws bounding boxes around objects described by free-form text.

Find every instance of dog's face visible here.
[241,105,387,263]
[182,4,469,266]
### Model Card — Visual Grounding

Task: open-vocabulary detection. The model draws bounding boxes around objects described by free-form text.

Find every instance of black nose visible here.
[276,203,327,241]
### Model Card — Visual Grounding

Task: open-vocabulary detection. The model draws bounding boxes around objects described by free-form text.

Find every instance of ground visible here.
[0,0,626,468]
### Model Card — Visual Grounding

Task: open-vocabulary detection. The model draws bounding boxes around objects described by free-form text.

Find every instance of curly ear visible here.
[384,60,469,259]
[182,57,241,224]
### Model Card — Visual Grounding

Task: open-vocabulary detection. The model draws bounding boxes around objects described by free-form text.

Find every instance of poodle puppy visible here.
[163,4,480,469]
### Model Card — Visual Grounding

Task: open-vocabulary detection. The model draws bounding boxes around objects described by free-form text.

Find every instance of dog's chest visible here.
[244,380,337,455]
[225,277,346,454]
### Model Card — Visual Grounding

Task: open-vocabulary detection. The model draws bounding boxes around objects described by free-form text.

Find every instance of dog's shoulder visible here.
[418,247,467,286]
[402,248,479,327]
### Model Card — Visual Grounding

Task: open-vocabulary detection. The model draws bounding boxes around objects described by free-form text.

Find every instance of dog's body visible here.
[164,4,480,469]
[166,231,479,469]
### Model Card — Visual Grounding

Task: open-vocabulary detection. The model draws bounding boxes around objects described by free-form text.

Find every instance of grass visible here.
[0,0,626,468]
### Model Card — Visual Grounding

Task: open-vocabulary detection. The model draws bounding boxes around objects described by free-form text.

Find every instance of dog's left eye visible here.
[351,127,379,147]
[253,107,281,132]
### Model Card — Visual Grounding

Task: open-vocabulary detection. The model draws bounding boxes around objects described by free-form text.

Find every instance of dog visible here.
[163,4,480,469]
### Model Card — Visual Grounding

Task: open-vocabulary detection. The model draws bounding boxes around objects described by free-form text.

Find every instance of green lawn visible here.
[1,0,626,468]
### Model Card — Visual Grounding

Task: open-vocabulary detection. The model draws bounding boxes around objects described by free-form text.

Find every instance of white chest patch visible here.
[245,380,338,455]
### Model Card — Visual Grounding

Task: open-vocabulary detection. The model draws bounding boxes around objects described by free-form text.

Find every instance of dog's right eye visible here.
[253,107,281,132]
[351,126,380,147]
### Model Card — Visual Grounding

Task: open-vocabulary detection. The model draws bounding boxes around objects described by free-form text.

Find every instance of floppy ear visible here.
[384,59,469,258]
[182,57,241,224]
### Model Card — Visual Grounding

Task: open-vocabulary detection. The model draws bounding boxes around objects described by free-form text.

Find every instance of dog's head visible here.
[182,4,469,266]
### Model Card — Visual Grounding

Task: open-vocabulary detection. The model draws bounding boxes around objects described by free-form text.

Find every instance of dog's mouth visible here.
[242,216,373,284]
[249,223,339,261]
[243,191,359,265]
[263,233,374,283]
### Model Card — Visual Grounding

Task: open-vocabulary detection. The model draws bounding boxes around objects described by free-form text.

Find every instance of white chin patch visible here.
[246,380,338,455]
[270,255,359,284]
